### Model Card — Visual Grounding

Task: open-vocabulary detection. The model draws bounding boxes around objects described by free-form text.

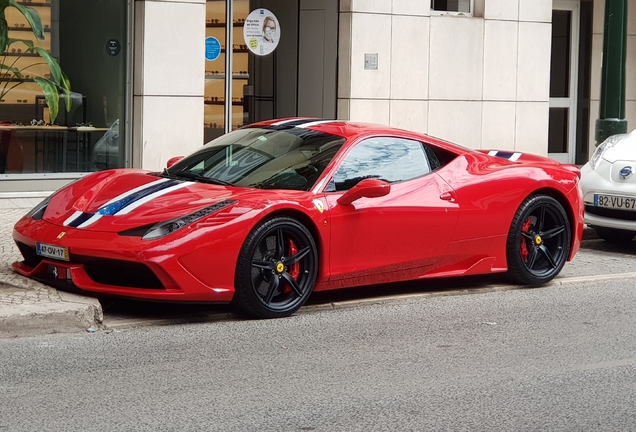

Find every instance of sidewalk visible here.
[0,208,102,338]
[0,203,634,338]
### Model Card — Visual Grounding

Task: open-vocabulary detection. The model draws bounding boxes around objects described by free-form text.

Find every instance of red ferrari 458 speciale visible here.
[13,118,584,318]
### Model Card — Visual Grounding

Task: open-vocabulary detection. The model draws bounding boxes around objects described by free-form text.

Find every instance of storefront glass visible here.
[204,0,337,143]
[0,0,129,175]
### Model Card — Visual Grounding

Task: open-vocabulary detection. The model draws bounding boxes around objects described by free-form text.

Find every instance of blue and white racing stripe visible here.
[270,118,337,128]
[488,150,522,162]
[64,178,194,228]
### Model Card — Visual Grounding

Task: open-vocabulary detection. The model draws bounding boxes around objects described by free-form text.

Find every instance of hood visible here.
[602,130,636,163]
[43,170,261,232]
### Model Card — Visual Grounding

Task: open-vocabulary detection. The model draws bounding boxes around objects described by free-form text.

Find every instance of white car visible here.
[580,130,636,243]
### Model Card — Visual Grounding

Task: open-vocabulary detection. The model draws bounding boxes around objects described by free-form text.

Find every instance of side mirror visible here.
[337,178,391,206]
[166,156,185,168]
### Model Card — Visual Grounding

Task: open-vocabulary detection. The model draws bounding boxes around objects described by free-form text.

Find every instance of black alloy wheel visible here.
[506,195,571,285]
[233,216,318,318]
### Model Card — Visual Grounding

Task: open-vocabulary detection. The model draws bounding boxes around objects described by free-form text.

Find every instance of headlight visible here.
[141,200,236,240]
[590,134,624,170]
[26,195,52,220]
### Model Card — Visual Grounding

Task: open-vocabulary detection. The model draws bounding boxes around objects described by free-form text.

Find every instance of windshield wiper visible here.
[172,172,233,186]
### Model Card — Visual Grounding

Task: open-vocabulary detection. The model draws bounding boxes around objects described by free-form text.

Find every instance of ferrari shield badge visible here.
[312,199,325,214]
[57,232,66,239]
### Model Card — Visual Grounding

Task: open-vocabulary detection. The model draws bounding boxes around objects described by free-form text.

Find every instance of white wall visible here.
[338,0,552,155]
[134,0,206,171]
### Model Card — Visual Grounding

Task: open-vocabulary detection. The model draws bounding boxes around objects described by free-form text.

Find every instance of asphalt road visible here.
[3,275,636,431]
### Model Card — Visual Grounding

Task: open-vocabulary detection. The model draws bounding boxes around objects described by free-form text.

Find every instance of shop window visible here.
[431,0,473,14]
[0,0,128,175]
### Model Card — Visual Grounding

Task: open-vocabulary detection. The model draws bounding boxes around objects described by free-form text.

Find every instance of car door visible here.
[323,136,459,284]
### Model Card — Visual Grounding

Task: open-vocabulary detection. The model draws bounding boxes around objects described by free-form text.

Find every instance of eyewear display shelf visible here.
[0,125,109,173]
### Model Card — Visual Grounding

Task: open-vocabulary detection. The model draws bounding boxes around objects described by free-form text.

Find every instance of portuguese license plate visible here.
[36,242,69,261]
[594,194,636,211]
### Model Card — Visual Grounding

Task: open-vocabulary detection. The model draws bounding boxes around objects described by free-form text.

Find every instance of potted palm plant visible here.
[0,0,71,123]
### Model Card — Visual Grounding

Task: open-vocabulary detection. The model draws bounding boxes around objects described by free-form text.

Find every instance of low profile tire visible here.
[593,227,636,244]
[506,195,571,285]
[233,216,318,319]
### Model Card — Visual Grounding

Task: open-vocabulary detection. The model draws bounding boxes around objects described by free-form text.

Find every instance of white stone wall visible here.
[589,0,636,157]
[133,0,206,171]
[338,0,552,155]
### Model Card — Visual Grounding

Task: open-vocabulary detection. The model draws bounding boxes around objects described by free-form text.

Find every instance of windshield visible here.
[164,127,346,191]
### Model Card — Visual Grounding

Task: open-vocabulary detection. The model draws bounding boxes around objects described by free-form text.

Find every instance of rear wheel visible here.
[593,227,636,244]
[506,195,571,285]
[233,216,318,318]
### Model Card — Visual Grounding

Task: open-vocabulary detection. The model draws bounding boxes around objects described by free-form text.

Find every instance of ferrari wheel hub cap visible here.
[534,235,542,245]
[276,262,285,273]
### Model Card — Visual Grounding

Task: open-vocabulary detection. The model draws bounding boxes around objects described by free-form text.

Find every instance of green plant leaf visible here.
[32,46,62,83]
[7,37,34,50]
[0,62,22,77]
[34,77,59,123]
[7,0,43,40]
[60,71,71,112]
[0,15,7,54]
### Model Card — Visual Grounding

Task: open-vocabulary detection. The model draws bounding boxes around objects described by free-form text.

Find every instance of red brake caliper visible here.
[520,217,533,261]
[284,239,300,294]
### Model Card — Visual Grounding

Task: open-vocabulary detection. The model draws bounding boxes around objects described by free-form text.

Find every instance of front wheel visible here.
[233,216,318,319]
[506,195,571,285]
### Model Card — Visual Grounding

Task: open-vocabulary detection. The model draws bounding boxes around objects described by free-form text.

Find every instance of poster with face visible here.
[243,8,280,56]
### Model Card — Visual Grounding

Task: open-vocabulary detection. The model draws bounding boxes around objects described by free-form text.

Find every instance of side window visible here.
[327,137,432,192]
[431,0,473,14]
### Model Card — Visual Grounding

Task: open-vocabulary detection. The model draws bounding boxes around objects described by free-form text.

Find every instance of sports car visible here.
[580,130,636,243]
[13,118,584,318]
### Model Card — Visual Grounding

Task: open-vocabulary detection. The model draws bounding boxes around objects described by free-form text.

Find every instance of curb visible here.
[0,302,101,338]
[0,281,103,339]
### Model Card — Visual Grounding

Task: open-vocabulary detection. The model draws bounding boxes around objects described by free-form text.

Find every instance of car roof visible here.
[249,117,472,154]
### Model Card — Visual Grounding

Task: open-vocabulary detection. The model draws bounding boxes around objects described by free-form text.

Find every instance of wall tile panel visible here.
[141,1,205,96]
[429,16,484,100]
[389,100,428,134]
[428,100,482,148]
[516,22,551,102]
[483,20,518,100]
[390,15,429,100]
[515,101,549,154]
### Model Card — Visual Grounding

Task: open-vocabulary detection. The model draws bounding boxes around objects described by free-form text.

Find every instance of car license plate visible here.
[36,242,69,261]
[594,194,636,211]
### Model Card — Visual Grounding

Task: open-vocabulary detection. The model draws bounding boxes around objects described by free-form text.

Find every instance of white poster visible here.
[243,9,280,56]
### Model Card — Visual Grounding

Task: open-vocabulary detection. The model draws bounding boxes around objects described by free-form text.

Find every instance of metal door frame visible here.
[549,0,580,163]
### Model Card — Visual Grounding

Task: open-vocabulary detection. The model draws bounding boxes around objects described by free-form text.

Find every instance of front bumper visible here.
[12,216,235,303]
[580,163,636,232]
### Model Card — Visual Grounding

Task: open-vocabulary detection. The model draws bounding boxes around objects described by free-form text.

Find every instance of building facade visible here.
[0,0,632,205]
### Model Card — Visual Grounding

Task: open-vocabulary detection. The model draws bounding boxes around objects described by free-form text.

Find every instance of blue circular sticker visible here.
[205,36,221,61]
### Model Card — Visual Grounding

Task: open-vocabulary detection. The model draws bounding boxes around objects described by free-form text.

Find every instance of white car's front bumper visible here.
[580,161,636,232]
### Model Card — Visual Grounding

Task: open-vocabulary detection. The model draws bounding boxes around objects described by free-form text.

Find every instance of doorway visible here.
[549,0,593,164]
[203,0,338,143]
